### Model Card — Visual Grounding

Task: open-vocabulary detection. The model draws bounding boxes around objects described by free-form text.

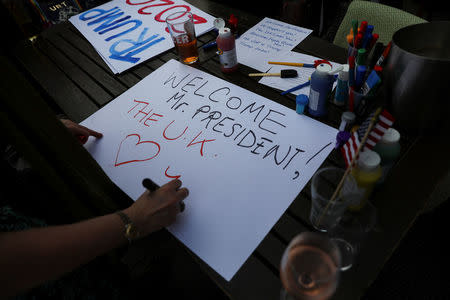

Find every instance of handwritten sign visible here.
[81,59,337,281]
[236,17,312,72]
[69,0,215,74]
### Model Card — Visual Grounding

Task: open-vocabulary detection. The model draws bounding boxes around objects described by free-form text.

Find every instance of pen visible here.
[361,69,381,96]
[351,20,358,45]
[367,33,379,53]
[362,25,374,49]
[268,61,316,68]
[359,21,368,36]
[142,178,185,212]
[142,178,160,192]
[367,42,384,70]
[354,33,363,49]
[202,40,217,50]
[281,78,311,95]
[348,55,355,87]
[355,65,367,91]
[375,41,392,67]
[249,69,298,78]
[203,34,240,50]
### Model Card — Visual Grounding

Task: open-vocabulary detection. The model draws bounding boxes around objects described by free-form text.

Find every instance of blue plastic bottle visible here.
[308,63,336,117]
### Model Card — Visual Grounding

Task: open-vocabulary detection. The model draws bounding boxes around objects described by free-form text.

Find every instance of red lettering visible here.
[187,131,215,157]
[155,5,189,22]
[115,134,161,167]
[192,14,207,25]
[127,99,149,114]
[163,120,188,140]
[165,166,181,179]
[143,112,163,126]
[126,0,155,5]
[138,0,174,15]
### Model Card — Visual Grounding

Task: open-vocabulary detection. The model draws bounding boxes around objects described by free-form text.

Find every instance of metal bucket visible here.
[384,21,450,136]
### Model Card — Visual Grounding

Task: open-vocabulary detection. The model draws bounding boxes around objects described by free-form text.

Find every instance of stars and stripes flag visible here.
[359,109,395,151]
[340,131,360,168]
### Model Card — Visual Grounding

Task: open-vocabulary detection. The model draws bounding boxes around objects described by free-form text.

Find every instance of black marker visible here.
[142,178,185,212]
[142,178,159,192]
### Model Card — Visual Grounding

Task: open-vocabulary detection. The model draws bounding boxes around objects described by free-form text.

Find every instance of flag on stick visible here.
[363,109,395,151]
[341,131,360,168]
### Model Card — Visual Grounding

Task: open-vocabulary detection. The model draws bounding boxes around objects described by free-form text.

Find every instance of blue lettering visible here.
[79,6,119,21]
[100,19,142,42]
[109,28,165,63]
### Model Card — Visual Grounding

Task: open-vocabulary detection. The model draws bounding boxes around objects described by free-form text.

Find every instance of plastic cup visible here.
[309,167,358,232]
[166,11,199,65]
[329,201,378,270]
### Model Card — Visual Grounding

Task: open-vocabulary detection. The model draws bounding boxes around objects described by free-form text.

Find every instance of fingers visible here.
[83,125,103,138]
[61,119,103,141]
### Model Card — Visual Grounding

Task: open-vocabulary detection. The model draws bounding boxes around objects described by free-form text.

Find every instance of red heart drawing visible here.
[115,134,161,167]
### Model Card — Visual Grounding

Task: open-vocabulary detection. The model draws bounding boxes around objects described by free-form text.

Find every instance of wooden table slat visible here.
[35,37,114,106]
[14,41,99,122]
[64,25,142,88]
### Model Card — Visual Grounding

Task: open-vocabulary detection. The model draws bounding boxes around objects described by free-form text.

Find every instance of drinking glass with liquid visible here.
[166,11,199,64]
[280,232,341,300]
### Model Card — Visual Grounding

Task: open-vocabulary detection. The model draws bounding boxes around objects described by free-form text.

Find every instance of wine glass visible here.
[280,232,341,300]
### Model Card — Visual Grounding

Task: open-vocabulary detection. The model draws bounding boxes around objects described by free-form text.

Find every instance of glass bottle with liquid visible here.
[349,150,382,211]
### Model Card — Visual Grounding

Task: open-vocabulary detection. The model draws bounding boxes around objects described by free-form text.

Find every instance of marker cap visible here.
[356,48,366,65]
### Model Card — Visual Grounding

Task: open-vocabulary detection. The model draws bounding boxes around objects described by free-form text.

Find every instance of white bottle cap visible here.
[214,18,225,30]
[219,27,232,37]
[338,64,349,80]
[342,111,355,124]
[358,149,381,171]
[380,128,400,144]
[315,63,332,75]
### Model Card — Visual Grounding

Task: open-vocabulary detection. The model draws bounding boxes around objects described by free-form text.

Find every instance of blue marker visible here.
[202,40,217,50]
[354,65,367,91]
[361,69,381,96]
[362,25,374,49]
[203,34,240,50]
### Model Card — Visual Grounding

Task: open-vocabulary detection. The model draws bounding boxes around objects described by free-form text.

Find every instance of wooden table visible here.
[7,0,449,299]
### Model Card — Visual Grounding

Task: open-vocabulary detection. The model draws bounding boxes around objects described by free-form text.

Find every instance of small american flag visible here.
[363,109,395,151]
[341,131,360,168]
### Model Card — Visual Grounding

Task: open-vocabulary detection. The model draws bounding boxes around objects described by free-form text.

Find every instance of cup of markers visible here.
[346,20,389,116]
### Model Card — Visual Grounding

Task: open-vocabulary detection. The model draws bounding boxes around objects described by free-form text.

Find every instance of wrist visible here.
[116,210,140,243]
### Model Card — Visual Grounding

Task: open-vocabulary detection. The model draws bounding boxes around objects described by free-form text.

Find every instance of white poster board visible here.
[70,0,215,74]
[236,17,313,72]
[81,59,337,281]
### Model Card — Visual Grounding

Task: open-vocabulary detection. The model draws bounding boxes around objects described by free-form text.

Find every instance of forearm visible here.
[0,212,127,298]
